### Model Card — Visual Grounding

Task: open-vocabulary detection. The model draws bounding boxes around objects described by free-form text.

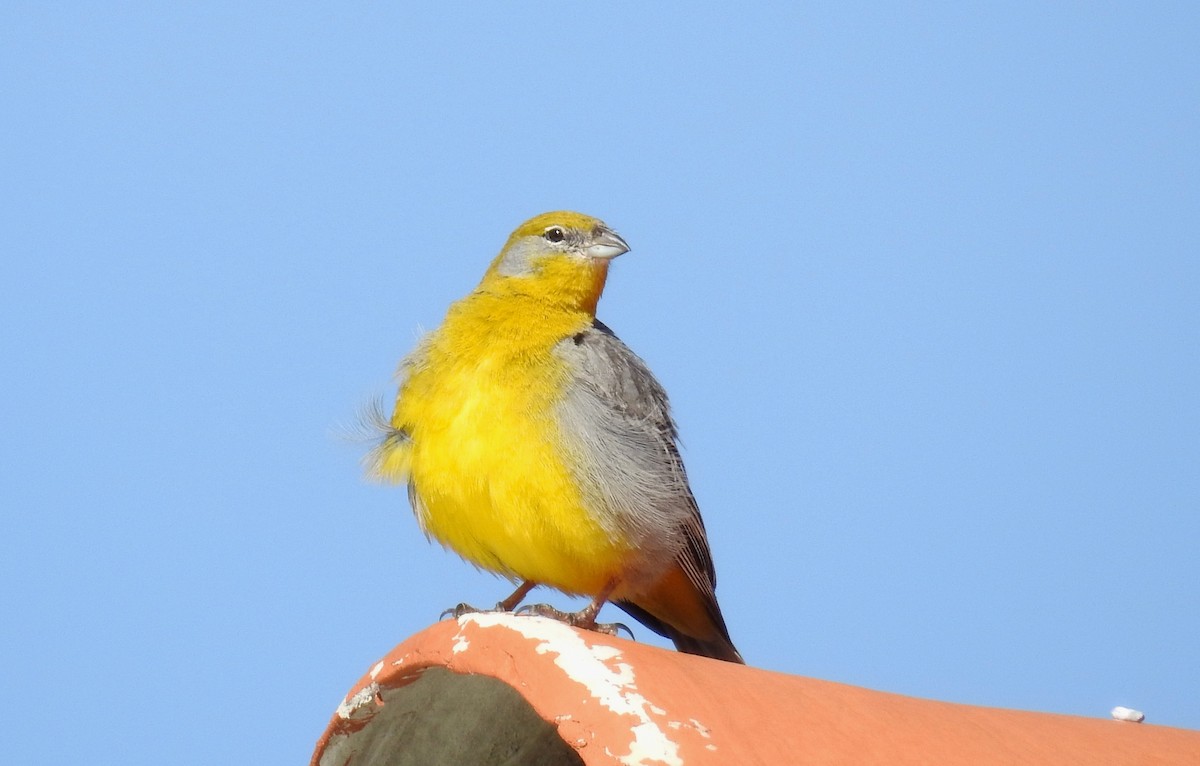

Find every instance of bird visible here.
[369,211,743,663]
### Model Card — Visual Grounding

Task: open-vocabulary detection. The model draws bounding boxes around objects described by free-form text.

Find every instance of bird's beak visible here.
[585,227,630,260]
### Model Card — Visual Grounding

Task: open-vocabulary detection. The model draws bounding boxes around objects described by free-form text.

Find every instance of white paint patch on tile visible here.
[626,722,681,766]
[335,682,381,720]
[369,661,384,680]
[666,718,712,740]
[463,613,696,766]
[1111,706,1145,722]
[451,624,471,654]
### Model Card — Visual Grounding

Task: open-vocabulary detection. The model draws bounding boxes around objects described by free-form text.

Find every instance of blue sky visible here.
[2,3,1197,762]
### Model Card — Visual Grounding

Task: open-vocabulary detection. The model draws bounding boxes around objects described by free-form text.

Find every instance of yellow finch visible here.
[371,211,742,663]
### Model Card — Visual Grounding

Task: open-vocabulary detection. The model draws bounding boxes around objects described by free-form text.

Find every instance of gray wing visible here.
[553,319,718,594]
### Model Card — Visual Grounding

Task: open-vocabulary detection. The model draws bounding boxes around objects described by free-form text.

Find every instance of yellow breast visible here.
[388,293,630,595]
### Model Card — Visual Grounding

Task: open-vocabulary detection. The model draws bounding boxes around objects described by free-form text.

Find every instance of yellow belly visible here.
[397,345,629,596]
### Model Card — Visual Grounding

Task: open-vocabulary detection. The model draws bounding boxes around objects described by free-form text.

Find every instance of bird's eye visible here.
[544,227,565,243]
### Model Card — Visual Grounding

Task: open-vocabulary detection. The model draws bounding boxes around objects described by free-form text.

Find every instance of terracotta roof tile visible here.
[312,614,1200,765]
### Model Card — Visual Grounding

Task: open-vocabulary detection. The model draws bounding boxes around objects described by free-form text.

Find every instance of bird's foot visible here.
[438,601,523,620]
[439,581,538,621]
[516,603,634,639]
[439,602,488,620]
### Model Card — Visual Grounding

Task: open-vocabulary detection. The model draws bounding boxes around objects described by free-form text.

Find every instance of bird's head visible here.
[482,211,630,314]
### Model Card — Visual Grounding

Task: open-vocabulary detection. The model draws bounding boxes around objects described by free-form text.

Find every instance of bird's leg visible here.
[440,580,537,620]
[518,579,633,638]
[496,580,536,611]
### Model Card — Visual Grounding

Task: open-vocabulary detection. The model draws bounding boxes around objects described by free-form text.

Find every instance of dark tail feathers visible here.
[615,600,745,664]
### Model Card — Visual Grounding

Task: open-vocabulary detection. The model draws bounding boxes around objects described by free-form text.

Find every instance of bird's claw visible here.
[597,621,635,639]
[440,599,529,621]
[439,602,483,620]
